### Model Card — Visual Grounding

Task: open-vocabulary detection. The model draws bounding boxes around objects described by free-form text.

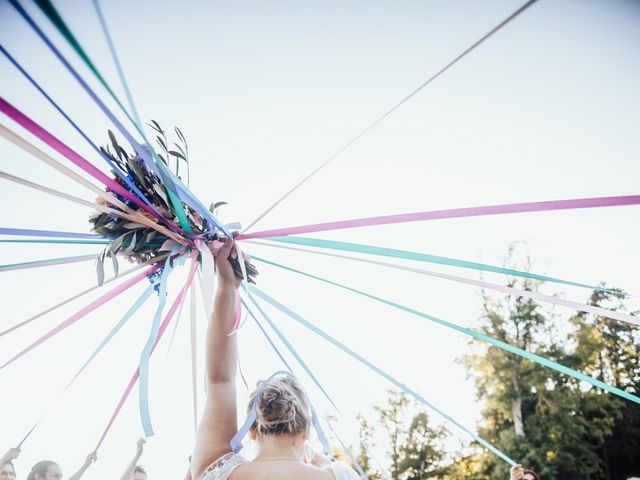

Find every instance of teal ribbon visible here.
[248,284,517,466]
[263,236,605,292]
[251,257,640,406]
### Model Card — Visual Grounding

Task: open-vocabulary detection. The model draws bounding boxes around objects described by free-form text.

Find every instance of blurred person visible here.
[0,448,19,480]
[120,438,147,480]
[26,453,96,480]
[510,464,540,480]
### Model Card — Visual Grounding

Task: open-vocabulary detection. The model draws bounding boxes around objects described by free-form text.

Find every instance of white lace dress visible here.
[199,452,360,480]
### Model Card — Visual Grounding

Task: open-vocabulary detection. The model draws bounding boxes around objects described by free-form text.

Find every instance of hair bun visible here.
[249,375,310,437]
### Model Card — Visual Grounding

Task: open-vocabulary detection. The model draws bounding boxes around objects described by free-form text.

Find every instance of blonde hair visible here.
[248,374,310,437]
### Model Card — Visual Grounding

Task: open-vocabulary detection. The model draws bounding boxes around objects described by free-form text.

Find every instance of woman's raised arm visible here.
[191,237,242,479]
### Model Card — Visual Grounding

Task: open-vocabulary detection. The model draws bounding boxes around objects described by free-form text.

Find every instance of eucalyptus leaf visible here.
[123,222,146,230]
[175,126,186,142]
[109,233,126,254]
[127,158,148,188]
[145,231,157,243]
[152,183,169,205]
[126,232,137,254]
[156,136,167,152]
[168,150,186,160]
[111,254,119,277]
[173,143,186,157]
[149,120,165,135]
[108,130,120,152]
[96,255,105,286]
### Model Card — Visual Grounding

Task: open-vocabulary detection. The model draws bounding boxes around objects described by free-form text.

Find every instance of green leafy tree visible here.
[461,262,640,480]
[369,390,448,479]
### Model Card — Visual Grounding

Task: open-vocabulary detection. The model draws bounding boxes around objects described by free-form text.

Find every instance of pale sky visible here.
[1,0,639,478]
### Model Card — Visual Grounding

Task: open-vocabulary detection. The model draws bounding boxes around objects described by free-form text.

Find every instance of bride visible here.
[191,237,360,480]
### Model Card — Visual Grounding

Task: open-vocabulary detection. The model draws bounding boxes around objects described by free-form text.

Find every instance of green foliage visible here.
[457,253,640,479]
[359,391,449,479]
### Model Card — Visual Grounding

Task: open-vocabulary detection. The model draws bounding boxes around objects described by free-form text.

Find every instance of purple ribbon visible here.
[0,227,100,239]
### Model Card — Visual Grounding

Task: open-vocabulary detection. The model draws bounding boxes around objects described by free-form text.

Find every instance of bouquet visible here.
[89,121,258,284]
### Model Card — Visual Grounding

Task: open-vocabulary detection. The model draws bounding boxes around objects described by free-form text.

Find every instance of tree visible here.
[460,266,640,479]
[366,390,448,479]
[357,414,384,480]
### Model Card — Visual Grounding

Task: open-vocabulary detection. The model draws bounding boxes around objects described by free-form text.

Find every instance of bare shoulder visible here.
[231,461,336,480]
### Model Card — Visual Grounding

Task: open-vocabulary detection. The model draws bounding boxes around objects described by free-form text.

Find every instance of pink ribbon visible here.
[239,195,640,239]
[95,258,197,449]
[0,264,161,370]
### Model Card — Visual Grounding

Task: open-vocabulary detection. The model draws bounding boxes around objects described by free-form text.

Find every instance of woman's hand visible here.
[510,464,524,480]
[1,447,20,464]
[136,437,146,455]
[83,452,97,468]
[210,235,242,291]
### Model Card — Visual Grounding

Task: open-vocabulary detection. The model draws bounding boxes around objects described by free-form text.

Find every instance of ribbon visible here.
[257,236,610,293]
[239,298,366,474]
[196,240,215,318]
[190,282,199,432]
[325,421,369,480]
[162,282,190,371]
[0,227,99,239]
[1,30,186,232]
[239,298,294,373]
[17,284,156,447]
[251,259,640,405]
[0,254,97,273]
[229,370,331,456]
[91,0,144,132]
[0,263,161,370]
[0,123,158,230]
[248,284,517,465]
[0,168,186,245]
[240,195,640,239]
[139,249,184,436]
[11,0,191,233]
[246,240,639,326]
[0,92,162,224]
[246,290,339,413]
[95,258,197,449]
[4,5,232,236]
[0,253,170,338]
[69,284,156,387]
[241,0,540,233]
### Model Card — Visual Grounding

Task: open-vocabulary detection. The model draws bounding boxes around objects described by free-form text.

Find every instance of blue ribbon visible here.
[246,289,339,413]
[248,284,518,466]
[18,284,155,448]
[252,257,640,406]
[241,296,368,477]
[68,284,155,387]
[0,227,100,239]
[240,298,294,372]
[0,43,162,217]
[139,251,183,436]
[3,9,231,237]
[326,421,369,480]
[229,370,331,457]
